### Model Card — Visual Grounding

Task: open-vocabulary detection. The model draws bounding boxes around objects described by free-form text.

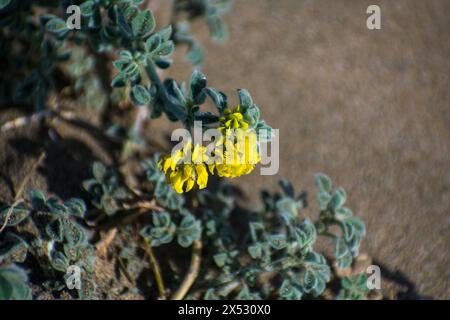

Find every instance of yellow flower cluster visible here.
[159,142,210,193]
[159,106,261,193]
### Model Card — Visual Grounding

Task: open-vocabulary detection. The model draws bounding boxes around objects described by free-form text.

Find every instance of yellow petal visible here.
[195,165,208,189]
[185,178,195,192]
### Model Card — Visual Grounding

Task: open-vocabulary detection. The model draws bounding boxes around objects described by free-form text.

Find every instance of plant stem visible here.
[171,239,202,300]
[143,238,166,299]
[144,60,187,122]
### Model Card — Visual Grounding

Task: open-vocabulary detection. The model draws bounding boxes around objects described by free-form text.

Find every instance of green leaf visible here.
[0,265,32,300]
[335,238,349,259]
[30,189,46,209]
[155,40,174,57]
[0,233,28,263]
[279,179,294,197]
[63,219,87,246]
[237,89,253,109]
[279,279,302,300]
[315,173,332,192]
[335,207,352,220]
[248,243,262,259]
[80,1,95,17]
[348,217,366,236]
[207,16,228,41]
[92,162,107,181]
[64,198,86,218]
[45,18,68,34]
[145,33,161,53]
[0,0,12,11]
[189,70,207,100]
[276,198,297,219]
[46,219,64,242]
[268,234,288,250]
[0,203,30,227]
[117,9,133,37]
[130,84,151,105]
[317,191,332,210]
[50,251,69,272]
[131,10,155,37]
[157,25,172,41]
[342,220,355,242]
[213,253,227,268]
[205,88,227,112]
[111,74,127,88]
[337,252,353,269]
[330,187,347,210]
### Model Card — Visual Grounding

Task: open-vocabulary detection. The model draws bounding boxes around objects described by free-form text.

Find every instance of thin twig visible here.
[96,228,118,257]
[143,238,166,299]
[117,256,136,286]
[171,239,202,300]
[0,152,45,233]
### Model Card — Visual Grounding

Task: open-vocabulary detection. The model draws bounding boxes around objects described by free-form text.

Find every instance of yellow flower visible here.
[159,142,210,194]
[210,127,261,178]
[218,105,249,133]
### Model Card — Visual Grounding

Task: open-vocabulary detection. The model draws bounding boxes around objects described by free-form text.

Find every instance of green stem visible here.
[144,60,187,122]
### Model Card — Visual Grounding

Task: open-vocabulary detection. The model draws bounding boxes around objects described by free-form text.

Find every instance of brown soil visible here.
[0,0,448,299]
[181,0,449,299]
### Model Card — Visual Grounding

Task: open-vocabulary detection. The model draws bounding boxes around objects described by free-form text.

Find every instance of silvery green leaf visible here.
[145,33,161,53]
[80,1,95,17]
[111,74,127,88]
[92,161,107,181]
[131,10,155,37]
[342,220,355,242]
[276,198,297,219]
[279,279,302,300]
[330,187,347,210]
[0,0,12,11]
[45,17,67,34]
[248,243,262,259]
[189,70,207,100]
[256,121,273,142]
[117,8,133,37]
[213,253,227,268]
[0,265,32,300]
[237,89,253,109]
[207,16,228,41]
[131,84,151,105]
[0,203,29,227]
[46,219,64,242]
[157,25,173,42]
[64,198,86,218]
[337,252,353,269]
[348,217,366,236]
[50,251,69,272]
[0,233,28,263]
[279,179,294,197]
[315,173,332,193]
[317,191,332,210]
[205,88,227,112]
[268,234,287,250]
[155,40,174,57]
[30,189,46,210]
[335,237,349,259]
[63,219,87,246]
[335,207,352,220]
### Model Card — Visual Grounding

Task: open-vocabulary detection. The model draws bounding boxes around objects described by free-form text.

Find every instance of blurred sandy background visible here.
[161,0,450,298]
[0,0,448,299]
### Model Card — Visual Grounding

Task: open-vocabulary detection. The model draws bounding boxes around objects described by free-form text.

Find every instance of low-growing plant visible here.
[0,190,95,299]
[0,0,374,301]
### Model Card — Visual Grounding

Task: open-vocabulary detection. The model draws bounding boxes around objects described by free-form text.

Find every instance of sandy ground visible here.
[165,0,450,298]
